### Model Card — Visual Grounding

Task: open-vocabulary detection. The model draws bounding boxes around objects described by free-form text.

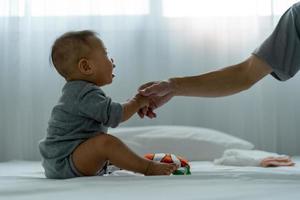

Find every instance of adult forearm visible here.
[170,62,256,97]
[138,55,271,115]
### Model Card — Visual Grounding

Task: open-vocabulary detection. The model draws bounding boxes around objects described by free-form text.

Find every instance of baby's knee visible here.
[93,133,120,147]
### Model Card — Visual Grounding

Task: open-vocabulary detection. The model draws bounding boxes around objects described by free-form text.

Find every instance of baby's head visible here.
[51,30,115,86]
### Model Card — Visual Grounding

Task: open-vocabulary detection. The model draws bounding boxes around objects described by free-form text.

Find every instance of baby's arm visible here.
[121,94,149,122]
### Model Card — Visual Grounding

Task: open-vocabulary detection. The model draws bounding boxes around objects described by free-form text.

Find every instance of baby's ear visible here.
[78,58,93,75]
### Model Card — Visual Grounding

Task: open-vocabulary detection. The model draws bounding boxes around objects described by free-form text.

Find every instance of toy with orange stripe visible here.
[144,153,191,175]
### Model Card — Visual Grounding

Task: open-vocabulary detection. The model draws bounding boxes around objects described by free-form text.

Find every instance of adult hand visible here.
[137,80,175,118]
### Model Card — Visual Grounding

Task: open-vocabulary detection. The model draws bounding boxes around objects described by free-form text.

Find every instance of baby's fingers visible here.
[138,109,145,118]
[146,109,157,119]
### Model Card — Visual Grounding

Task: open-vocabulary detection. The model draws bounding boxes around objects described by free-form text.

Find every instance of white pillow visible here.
[110,125,254,161]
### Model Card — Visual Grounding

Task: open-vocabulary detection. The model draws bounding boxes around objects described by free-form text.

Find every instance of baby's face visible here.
[88,38,115,86]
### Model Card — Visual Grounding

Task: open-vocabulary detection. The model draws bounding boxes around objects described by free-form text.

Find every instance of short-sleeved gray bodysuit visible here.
[39,80,122,179]
[253,2,300,81]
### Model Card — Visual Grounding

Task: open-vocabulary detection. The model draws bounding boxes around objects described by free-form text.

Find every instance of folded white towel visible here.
[214,149,288,167]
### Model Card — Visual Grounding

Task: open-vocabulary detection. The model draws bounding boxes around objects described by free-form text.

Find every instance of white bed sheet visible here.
[1,157,300,200]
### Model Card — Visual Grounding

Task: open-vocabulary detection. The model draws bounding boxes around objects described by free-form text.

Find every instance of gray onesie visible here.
[253,2,300,81]
[39,80,123,179]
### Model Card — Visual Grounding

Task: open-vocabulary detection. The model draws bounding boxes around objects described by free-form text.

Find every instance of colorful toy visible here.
[144,153,191,175]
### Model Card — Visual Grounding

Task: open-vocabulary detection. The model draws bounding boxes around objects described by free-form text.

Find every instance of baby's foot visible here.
[145,161,178,176]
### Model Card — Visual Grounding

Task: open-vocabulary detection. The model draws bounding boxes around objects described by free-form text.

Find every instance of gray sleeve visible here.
[253,3,300,81]
[78,88,123,128]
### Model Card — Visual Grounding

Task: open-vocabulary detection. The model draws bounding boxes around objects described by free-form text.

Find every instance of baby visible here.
[39,30,177,179]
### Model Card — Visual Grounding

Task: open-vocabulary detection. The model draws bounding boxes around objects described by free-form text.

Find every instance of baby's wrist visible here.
[129,97,143,108]
[133,95,148,107]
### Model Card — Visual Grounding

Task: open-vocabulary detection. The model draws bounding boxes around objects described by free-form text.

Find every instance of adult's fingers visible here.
[139,85,159,96]
[139,81,170,97]
[138,81,156,91]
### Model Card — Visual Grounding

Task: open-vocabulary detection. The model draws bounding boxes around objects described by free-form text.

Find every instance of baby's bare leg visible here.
[72,133,177,176]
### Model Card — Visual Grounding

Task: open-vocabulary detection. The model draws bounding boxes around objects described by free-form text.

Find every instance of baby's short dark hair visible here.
[50,30,99,78]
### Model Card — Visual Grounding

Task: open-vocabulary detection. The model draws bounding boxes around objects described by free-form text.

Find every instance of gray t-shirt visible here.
[39,80,122,177]
[253,2,300,81]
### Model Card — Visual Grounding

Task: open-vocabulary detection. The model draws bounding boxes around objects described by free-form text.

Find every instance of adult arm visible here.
[138,55,272,117]
[170,55,272,97]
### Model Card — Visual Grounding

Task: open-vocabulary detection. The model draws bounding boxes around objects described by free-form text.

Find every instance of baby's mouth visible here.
[112,73,115,78]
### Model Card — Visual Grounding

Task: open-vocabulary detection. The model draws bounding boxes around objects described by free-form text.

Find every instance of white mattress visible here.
[1,158,300,200]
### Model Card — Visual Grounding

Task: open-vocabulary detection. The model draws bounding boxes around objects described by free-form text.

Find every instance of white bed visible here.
[2,126,300,200]
[1,158,300,200]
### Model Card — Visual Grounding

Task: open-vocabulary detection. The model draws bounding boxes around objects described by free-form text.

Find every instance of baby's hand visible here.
[135,95,157,119]
[132,94,150,108]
